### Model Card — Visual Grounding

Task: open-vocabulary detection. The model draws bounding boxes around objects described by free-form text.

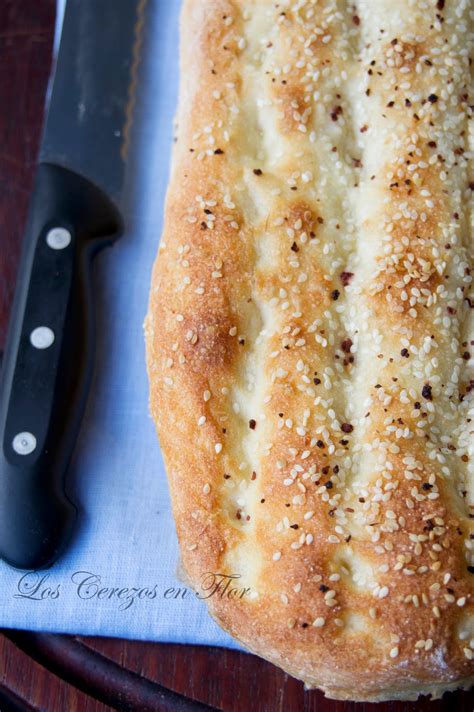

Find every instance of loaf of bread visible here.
[145,0,473,700]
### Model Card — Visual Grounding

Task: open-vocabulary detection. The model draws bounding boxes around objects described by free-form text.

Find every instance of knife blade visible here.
[0,0,146,569]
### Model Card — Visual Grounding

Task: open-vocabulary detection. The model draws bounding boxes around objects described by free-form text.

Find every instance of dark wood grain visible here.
[0,0,56,347]
[0,634,109,712]
[0,2,472,712]
[6,632,217,712]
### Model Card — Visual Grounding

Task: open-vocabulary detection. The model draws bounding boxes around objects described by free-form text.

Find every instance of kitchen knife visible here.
[0,0,146,569]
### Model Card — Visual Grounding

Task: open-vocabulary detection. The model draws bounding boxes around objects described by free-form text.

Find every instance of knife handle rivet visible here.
[46,227,72,250]
[30,326,55,350]
[12,432,37,456]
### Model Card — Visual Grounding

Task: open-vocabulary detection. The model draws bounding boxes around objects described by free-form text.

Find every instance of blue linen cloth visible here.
[0,0,240,648]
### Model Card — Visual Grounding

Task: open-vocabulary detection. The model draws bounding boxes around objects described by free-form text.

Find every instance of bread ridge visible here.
[145,0,474,700]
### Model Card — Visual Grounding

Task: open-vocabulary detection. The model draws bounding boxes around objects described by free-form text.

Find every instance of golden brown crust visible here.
[145,0,474,700]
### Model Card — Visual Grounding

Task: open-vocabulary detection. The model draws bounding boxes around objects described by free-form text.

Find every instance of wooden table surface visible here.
[0,3,472,711]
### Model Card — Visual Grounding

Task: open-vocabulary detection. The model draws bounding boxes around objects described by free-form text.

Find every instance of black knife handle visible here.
[0,162,122,569]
